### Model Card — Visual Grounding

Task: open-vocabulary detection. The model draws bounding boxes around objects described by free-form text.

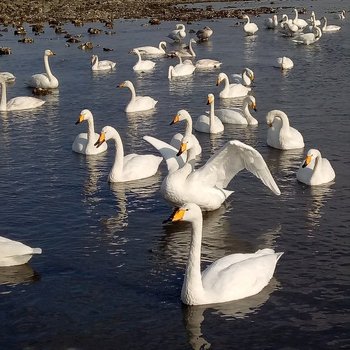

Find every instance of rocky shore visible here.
[0,0,277,26]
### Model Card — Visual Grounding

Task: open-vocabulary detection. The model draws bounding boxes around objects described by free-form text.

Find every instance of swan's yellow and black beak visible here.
[302,155,312,168]
[250,73,255,82]
[251,102,257,112]
[207,95,214,105]
[117,82,125,88]
[75,114,84,125]
[216,78,221,86]
[94,132,106,148]
[162,207,186,223]
[177,142,187,156]
[170,114,180,125]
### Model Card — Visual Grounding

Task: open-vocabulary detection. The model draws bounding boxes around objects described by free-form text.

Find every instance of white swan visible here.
[91,54,116,71]
[215,95,258,125]
[118,80,157,113]
[279,15,300,36]
[0,236,42,267]
[216,72,251,99]
[0,71,16,83]
[134,41,167,55]
[232,67,254,86]
[29,49,59,89]
[336,10,345,20]
[266,109,304,150]
[0,78,45,111]
[168,53,196,79]
[170,109,202,157]
[173,39,196,58]
[297,149,335,186]
[165,203,283,305]
[309,11,321,26]
[145,136,281,211]
[168,24,186,42]
[195,58,222,69]
[72,109,108,155]
[196,26,213,41]
[292,26,322,45]
[132,49,156,71]
[242,15,259,35]
[194,93,224,134]
[265,14,278,29]
[276,57,294,70]
[292,8,308,29]
[94,126,162,182]
[321,17,341,32]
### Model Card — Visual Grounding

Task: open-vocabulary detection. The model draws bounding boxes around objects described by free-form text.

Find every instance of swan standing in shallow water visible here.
[168,24,186,42]
[118,80,157,113]
[91,54,116,71]
[320,17,341,32]
[134,41,167,55]
[0,78,45,111]
[72,109,108,155]
[132,49,156,71]
[276,57,294,70]
[168,53,196,79]
[196,26,213,41]
[216,72,251,98]
[145,136,281,211]
[194,93,224,134]
[215,95,258,125]
[242,15,259,35]
[0,236,42,267]
[170,109,202,157]
[164,203,283,305]
[232,67,254,86]
[94,126,162,182]
[292,26,322,45]
[266,109,304,150]
[29,49,59,89]
[297,149,335,185]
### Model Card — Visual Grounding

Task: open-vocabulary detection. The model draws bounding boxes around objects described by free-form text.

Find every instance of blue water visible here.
[0,0,349,348]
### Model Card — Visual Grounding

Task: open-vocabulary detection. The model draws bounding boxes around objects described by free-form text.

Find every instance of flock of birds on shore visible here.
[0,7,344,306]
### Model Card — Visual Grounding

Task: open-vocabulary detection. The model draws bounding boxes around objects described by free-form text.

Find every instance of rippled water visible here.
[0,0,349,349]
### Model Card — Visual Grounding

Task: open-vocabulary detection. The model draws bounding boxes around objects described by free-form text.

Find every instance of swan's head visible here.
[91,55,98,65]
[243,15,249,21]
[117,80,132,89]
[190,38,196,44]
[302,149,321,168]
[266,110,277,127]
[94,126,115,148]
[244,95,257,111]
[266,110,286,127]
[45,49,55,56]
[207,93,215,105]
[176,135,192,156]
[244,67,254,81]
[163,203,202,224]
[216,73,226,86]
[170,109,191,125]
[176,24,185,31]
[75,109,92,125]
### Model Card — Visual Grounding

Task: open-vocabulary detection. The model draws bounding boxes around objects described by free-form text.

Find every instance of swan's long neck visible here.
[44,54,54,80]
[189,41,196,57]
[276,111,290,133]
[182,217,204,302]
[245,16,250,24]
[209,101,215,133]
[184,116,193,138]
[322,17,327,30]
[294,9,299,20]
[222,74,230,93]
[0,81,7,111]
[86,117,96,146]
[312,153,321,174]
[178,55,183,64]
[128,84,137,102]
[92,56,98,69]
[110,132,124,180]
[168,66,174,79]
[243,101,257,124]
[136,50,142,64]
[159,42,165,52]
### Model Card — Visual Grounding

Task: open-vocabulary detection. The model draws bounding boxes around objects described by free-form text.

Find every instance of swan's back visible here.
[7,96,45,111]
[215,108,247,124]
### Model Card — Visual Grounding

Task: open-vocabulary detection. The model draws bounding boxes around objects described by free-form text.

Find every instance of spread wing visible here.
[190,140,281,195]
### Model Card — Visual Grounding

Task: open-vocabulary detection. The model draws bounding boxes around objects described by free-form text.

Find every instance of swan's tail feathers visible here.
[32,248,42,255]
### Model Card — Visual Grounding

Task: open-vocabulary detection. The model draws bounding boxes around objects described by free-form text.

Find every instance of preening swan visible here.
[0,78,45,111]
[118,80,157,113]
[0,71,16,83]
[292,26,322,45]
[216,72,251,98]
[72,109,108,155]
[242,14,259,35]
[297,149,335,186]
[276,57,294,70]
[0,236,42,267]
[94,126,162,182]
[164,203,283,305]
[168,53,196,79]
[29,49,59,89]
[232,67,254,86]
[265,14,278,29]
[215,95,258,125]
[321,17,341,32]
[194,93,224,134]
[145,136,281,211]
[168,24,186,42]
[91,54,116,71]
[170,109,202,157]
[134,41,167,55]
[132,49,156,71]
[266,109,304,150]
[196,26,213,41]
[292,8,308,29]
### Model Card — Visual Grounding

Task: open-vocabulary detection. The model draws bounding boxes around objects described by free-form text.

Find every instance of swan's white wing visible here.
[143,136,185,173]
[190,140,281,194]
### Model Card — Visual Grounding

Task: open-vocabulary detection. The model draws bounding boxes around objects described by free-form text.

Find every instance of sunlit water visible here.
[0,0,349,348]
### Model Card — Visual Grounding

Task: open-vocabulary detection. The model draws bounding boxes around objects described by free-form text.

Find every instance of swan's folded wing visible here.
[191,140,281,195]
[143,135,185,173]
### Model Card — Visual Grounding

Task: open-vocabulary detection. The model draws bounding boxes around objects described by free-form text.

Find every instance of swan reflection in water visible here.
[0,264,40,287]
[183,278,280,350]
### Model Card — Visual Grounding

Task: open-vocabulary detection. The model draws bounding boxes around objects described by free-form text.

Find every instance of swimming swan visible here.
[292,26,322,45]
[266,109,304,150]
[170,109,202,157]
[196,26,213,41]
[232,67,254,86]
[195,58,222,69]
[296,149,335,185]
[215,95,258,125]
[0,236,42,267]
[292,8,308,29]
[168,53,196,79]
[0,78,45,111]
[72,109,108,155]
[265,14,279,29]
[132,49,156,71]
[94,126,162,182]
[320,17,341,32]
[216,72,251,98]
[145,136,281,211]
[168,24,186,42]
[91,54,116,71]
[164,203,283,305]
[276,57,294,70]
[118,80,157,113]
[194,93,224,134]
[173,39,196,58]
[309,11,321,26]
[242,15,259,35]
[29,49,59,89]
[134,41,167,55]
